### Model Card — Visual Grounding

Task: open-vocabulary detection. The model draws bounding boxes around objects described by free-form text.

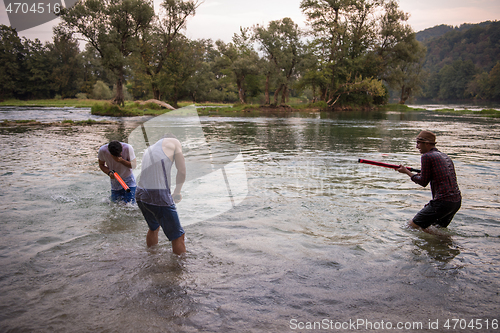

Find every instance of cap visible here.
[416,130,436,144]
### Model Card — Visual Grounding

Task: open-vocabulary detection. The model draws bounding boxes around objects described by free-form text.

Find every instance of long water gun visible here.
[358,159,421,173]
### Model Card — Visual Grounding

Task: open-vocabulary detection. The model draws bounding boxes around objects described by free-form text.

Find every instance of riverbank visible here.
[0,99,173,117]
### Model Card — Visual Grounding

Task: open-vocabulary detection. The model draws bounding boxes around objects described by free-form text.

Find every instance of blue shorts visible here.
[137,201,185,241]
[111,187,136,204]
[413,200,461,229]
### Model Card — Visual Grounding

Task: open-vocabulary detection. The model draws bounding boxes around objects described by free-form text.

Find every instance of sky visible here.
[0,0,499,44]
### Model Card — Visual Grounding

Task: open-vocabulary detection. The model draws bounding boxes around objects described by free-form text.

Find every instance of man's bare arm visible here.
[98,159,115,179]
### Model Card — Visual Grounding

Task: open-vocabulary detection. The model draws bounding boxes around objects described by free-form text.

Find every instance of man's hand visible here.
[111,155,124,163]
[396,165,413,177]
[110,155,132,168]
[173,192,182,204]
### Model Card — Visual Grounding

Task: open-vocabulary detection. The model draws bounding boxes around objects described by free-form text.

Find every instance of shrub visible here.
[308,100,328,109]
[92,81,113,100]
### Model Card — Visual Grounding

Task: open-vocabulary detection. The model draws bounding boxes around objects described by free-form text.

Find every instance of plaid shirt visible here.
[411,148,461,202]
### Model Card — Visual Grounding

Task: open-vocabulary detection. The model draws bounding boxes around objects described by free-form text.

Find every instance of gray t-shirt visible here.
[98,142,136,190]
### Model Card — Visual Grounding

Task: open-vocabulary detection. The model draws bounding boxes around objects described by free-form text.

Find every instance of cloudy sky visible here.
[1,0,499,43]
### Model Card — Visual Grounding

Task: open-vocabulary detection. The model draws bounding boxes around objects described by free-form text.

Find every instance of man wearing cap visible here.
[396,130,461,233]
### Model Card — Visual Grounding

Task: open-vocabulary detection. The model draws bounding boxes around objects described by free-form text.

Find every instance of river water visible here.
[0,106,499,332]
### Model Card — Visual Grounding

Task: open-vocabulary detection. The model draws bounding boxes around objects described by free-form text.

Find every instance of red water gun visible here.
[358,159,421,173]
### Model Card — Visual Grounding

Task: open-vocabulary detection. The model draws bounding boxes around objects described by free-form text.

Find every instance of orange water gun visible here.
[110,170,131,192]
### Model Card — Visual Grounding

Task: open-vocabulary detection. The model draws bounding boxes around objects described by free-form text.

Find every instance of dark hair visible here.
[108,141,122,157]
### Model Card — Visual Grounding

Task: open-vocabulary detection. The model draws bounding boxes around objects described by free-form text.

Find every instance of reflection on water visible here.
[411,232,462,265]
[0,108,499,332]
[0,106,130,123]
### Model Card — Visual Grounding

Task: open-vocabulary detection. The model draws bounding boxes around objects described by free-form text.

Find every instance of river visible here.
[0,105,499,332]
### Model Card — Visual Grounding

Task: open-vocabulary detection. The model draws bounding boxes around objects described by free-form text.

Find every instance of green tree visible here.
[487,62,500,100]
[467,62,500,100]
[466,71,489,99]
[378,1,427,104]
[254,17,304,105]
[137,0,200,100]
[387,40,427,104]
[328,74,387,106]
[48,27,83,98]
[300,0,394,107]
[59,0,155,105]
[300,0,351,99]
[437,59,477,100]
[201,41,239,103]
[0,25,25,99]
[159,37,207,107]
[296,40,329,102]
[79,44,116,97]
[182,39,241,103]
[22,38,52,99]
[215,29,260,104]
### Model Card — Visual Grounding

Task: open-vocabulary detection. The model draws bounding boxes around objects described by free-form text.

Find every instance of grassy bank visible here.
[378,104,426,112]
[431,108,500,118]
[0,119,115,127]
[0,99,174,116]
[2,99,498,117]
[0,99,236,116]
[90,101,168,117]
[0,98,101,108]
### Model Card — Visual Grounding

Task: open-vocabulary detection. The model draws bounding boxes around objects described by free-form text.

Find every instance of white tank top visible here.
[135,139,175,206]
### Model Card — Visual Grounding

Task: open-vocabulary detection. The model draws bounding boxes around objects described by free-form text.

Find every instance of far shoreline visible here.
[1,98,499,118]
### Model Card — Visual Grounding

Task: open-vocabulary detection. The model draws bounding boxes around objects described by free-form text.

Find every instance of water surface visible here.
[0,107,499,332]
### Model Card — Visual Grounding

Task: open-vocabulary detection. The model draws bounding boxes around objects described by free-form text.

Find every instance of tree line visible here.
[1,0,436,108]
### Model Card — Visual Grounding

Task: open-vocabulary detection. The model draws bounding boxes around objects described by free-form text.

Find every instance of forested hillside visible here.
[415,21,494,42]
[417,21,500,101]
[1,0,498,107]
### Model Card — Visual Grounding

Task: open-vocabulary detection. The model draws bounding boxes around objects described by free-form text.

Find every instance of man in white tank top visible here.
[136,135,187,255]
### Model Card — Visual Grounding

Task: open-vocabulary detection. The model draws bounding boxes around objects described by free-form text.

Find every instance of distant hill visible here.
[415,21,495,42]
[416,25,454,42]
[420,20,500,72]
[415,21,500,101]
